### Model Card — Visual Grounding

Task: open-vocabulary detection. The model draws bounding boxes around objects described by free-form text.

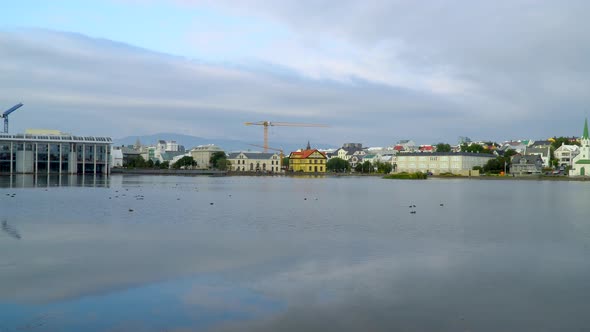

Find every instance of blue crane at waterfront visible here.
[1,103,23,133]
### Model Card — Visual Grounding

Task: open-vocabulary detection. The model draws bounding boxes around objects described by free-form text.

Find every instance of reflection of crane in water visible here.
[1,220,21,240]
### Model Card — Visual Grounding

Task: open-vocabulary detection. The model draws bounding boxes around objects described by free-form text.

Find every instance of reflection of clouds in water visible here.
[182,283,281,315]
[0,221,292,304]
[209,245,590,332]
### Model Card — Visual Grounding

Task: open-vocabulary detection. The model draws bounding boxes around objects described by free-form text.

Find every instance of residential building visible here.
[334,143,364,161]
[393,152,494,176]
[500,141,528,154]
[554,143,580,168]
[525,146,551,168]
[289,143,327,173]
[510,155,543,175]
[228,152,282,172]
[570,118,590,176]
[393,139,416,153]
[190,144,224,169]
[418,145,434,152]
[0,132,111,175]
[530,140,552,149]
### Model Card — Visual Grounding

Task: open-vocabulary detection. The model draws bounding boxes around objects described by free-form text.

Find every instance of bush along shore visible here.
[383,172,428,180]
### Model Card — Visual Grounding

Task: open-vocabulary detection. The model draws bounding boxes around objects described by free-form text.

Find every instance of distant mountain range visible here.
[113,133,337,153]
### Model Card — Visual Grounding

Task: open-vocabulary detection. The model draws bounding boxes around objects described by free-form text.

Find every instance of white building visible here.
[227,152,282,172]
[554,144,580,168]
[111,147,123,167]
[190,144,224,169]
[394,152,494,175]
[570,118,590,176]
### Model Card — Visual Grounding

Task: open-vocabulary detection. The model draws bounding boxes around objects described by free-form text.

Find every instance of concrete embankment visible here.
[111,168,227,176]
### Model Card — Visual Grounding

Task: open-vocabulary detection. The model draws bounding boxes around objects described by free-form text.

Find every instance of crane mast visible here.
[1,103,24,134]
[244,121,328,152]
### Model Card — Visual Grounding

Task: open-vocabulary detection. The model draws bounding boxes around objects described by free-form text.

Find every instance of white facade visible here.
[111,147,123,167]
[166,140,179,152]
[570,119,590,176]
[190,144,223,169]
[394,153,494,175]
[554,144,580,167]
[227,152,282,172]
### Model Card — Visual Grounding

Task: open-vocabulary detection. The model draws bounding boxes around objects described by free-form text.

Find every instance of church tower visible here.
[569,118,590,176]
[581,117,589,147]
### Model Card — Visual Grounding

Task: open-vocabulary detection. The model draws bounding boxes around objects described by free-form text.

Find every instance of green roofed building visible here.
[569,118,590,176]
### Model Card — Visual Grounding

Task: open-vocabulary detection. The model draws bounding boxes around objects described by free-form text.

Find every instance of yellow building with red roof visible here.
[288,142,327,173]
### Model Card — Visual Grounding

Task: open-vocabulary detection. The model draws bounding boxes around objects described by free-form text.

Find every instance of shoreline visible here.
[109,168,590,181]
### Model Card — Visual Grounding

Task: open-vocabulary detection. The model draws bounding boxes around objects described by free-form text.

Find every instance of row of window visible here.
[398,163,461,169]
[233,164,280,172]
[290,159,325,164]
[234,159,280,165]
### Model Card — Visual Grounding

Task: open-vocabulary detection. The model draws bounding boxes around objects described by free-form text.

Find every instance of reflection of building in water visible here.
[1,220,21,240]
[0,174,110,188]
[0,130,112,175]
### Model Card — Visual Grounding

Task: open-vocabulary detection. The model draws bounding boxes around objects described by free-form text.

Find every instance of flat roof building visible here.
[0,133,112,175]
[394,152,494,176]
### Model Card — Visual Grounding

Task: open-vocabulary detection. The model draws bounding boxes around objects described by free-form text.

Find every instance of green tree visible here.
[173,156,196,169]
[355,160,373,173]
[326,157,350,172]
[146,159,154,168]
[160,161,170,169]
[126,156,147,168]
[215,157,231,170]
[551,136,579,149]
[435,143,452,152]
[460,143,493,154]
[375,161,393,174]
[282,157,290,169]
[209,151,227,169]
[483,156,511,174]
[154,160,161,168]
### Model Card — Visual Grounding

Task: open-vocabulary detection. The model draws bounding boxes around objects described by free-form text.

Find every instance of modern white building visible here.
[0,132,112,175]
[227,152,282,172]
[394,152,494,175]
[570,118,590,176]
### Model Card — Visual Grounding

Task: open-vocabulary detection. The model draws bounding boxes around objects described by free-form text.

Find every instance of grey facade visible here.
[510,155,543,175]
[0,133,112,175]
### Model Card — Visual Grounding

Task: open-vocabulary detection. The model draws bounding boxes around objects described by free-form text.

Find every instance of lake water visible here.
[1,175,589,332]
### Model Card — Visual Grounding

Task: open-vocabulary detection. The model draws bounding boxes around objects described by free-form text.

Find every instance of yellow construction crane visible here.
[244,121,328,152]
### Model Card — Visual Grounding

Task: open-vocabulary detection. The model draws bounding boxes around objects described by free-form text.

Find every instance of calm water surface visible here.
[1,175,589,331]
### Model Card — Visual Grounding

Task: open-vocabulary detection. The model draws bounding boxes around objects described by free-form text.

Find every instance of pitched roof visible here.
[513,155,543,164]
[289,149,327,159]
[228,152,277,159]
[526,147,550,156]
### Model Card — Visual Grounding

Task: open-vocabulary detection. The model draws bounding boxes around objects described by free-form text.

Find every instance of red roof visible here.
[394,145,403,151]
[290,149,326,159]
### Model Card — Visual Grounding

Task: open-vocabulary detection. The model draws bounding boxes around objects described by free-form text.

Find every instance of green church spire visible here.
[584,117,589,140]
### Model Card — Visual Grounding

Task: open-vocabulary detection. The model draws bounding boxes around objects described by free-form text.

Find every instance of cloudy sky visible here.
[1,0,589,146]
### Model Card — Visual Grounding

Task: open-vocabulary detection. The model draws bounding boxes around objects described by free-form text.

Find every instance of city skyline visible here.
[2,1,590,146]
